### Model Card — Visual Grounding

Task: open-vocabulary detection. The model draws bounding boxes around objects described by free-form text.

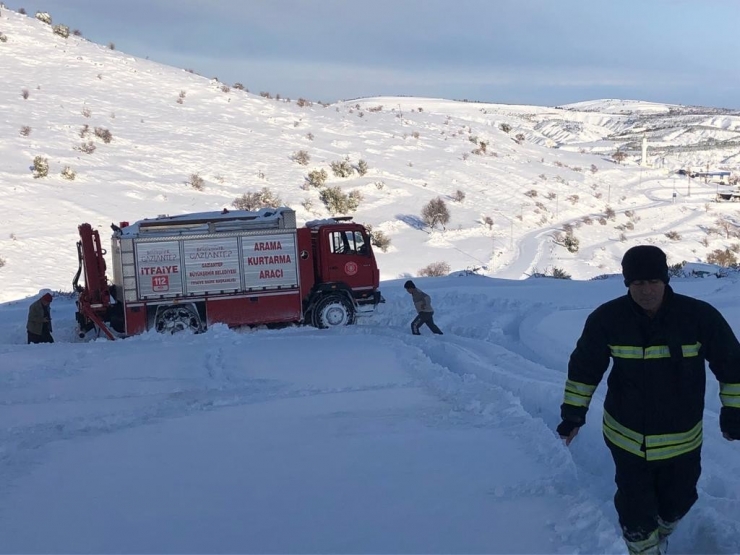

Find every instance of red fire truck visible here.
[73,207,383,339]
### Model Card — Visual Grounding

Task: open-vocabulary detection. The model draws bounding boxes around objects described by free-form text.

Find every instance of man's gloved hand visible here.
[720,407,740,441]
[557,419,583,446]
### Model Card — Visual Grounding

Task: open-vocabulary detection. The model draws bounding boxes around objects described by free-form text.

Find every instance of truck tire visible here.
[154,304,202,334]
[312,294,356,329]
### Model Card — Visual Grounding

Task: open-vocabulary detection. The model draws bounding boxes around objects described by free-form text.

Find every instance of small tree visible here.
[370,230,391,252]
[590,164,598,174]
[612,150,627,164]
[291,150,310,166]
[421,197,450,230]
[552,267,572,279]
[330,159,354,178]
[452,189,466,202]
[94,127,112,143]
[418,261,451,277]
[60,166,76,180]
[305,168,328,188]
[514,133,525,144]
[484,216,494,229]
[320,187,362,214]
[707,249,737,267]
[499,123,512,133]
[32,156,49,178]
[52,24,69,38]
[20,125,31,136]
[232,187,282,211]
[357,159,368,176]
[187,173,205,191]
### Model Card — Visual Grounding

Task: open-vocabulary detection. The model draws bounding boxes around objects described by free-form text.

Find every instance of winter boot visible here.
[656,516,680,554]
[624,528,660,555]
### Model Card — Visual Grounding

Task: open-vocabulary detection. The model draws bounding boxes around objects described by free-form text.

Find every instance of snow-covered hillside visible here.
[2,9,740,302]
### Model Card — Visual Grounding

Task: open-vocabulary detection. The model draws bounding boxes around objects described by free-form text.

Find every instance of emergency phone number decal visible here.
[136,241,183,297]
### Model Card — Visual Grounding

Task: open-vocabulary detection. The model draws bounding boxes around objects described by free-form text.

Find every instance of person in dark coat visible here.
[557,245,740,555]
[27,292,54,344]
[404,280,443,335]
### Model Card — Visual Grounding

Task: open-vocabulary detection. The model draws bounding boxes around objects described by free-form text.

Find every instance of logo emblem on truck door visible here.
[345,261,358,276]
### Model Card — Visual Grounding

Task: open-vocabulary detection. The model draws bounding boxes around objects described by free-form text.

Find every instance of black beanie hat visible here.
[404,280,415,289]
[621,245,669,286]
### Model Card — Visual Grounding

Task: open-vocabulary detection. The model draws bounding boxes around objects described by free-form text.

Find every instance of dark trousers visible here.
[411,312,443,335]
[611,446,700,541]
[28,330,54,344]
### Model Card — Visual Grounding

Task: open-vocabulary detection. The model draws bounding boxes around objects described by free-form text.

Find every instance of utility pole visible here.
[687,172,691,197]
[608,183,611,204]
[510,220,513,249]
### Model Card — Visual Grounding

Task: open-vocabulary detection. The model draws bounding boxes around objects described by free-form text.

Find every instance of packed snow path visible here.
[1,276,739,553]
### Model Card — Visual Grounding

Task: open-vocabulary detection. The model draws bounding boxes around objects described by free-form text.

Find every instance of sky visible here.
[2,275,740,553]
[7,0,740,109]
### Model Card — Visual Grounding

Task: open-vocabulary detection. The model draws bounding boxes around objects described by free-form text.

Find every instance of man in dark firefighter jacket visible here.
[557,245,740,555]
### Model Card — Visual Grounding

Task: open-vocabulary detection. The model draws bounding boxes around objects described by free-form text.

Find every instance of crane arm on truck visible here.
[74,223,116,340]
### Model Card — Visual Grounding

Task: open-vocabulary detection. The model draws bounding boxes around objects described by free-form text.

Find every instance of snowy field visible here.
[1,275,740,554]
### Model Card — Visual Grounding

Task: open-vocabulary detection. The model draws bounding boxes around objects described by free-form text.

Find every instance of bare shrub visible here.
[306,169,328,188]
[94,127,112,143]
[370,229,391,252]
[233,82,245,90]
[72,29,82,36]
[605,206,616,220]
[453,189,466,202]
[707,249,737,267]
[75,140,96,154]
[539,174,547,181]
[514,133,525,144]
[79,124,90,137]
[0,256,5,269]
[421,197,451,230]
[554,231,579,253]
[320,187,362,214]
[296,98,312,107]
[20,125,31,136]
[220,84,230,93]
[35,11,51,24]
[418,261,451,277]
[590,164,598,174]
[81,106,92,118]
[330,159,354,178]
[60,166,76,180]
[546,192,557,200]
[715,217,740,239]
[52,24,69,38]
[357,159,368,176]
[18,8,27,15]
[107,42,115,50]
[499,123,512,133]
[567,194,579,205]
[552,267,572,279]
[306,132,314,141]
[291,150,310,166]
[0,33,7,43]
[374,181,385,190]
[612,150,627,164]
[524,189,538,198]
[187,173,205,191]
[259,91,272,99]
[582,216,593,225]
[598,217,607,225]
[32,156,49,178]
[665,230,681,241]
[232,187,282,211]
[484,216,494,229]
[619,232,628,242]
[21,88,29,99]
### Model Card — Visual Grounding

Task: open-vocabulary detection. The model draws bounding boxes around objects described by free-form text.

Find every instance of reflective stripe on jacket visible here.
[561,285,740,460]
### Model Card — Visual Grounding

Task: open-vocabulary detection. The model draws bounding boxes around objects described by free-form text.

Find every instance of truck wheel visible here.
[155,305,201,334]
[312,294,356,328]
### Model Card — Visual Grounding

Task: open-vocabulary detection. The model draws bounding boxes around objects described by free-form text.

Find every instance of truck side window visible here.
[355,231,369,256]
[330,231,356,254]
